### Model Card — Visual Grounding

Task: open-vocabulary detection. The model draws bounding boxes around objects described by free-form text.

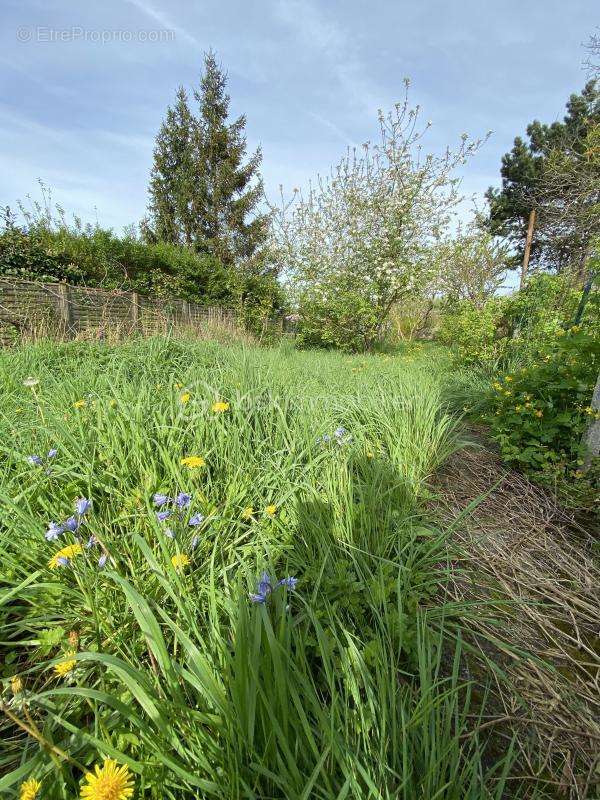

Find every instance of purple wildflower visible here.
[86,535,97,549]
[56,556,70,567]
[156,509,171,522]
[75,497,92,516]
[175,492,192,509]
[47,449,58,458]
[276,576,298,590]
[189,513,204,527]
[28,455,43,466]
[63,516,79,533]
[153,493,170,507]
[250,572,298,604]
[45,522,64,541]
[97,553,108,569]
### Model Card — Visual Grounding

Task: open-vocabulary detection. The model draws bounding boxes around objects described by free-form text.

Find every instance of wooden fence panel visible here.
[0,279,242,346]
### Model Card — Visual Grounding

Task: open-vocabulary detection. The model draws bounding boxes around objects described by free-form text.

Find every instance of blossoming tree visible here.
[270,82,488,350]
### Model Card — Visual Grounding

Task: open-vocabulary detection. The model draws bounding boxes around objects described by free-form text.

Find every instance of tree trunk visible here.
[520,209,536,290]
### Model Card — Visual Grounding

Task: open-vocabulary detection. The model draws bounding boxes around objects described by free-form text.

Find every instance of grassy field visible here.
[1,338,526,799]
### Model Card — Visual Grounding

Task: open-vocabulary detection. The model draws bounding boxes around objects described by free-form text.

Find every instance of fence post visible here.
[57,283,73,336]
[182,301,192,327]
[131,291,140,330]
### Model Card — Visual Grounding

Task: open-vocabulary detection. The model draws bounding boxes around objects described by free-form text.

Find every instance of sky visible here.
[0,0,597,234]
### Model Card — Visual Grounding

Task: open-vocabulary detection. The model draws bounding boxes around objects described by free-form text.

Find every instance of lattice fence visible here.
[0,280,238,345]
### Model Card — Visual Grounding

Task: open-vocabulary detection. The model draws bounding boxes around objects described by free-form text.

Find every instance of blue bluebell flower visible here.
[175,492,192,509]
[189,513,204,527]
[86,535,97,549]
[190,535,199,550]
[276,576,298,590]
[45,522,64,541]
[153,493,170,507]
[156,509,171,522]
[249,590,269,604]
[75,497,92,516]
[56,556,70,567]
[98,553,108,569]
[47,449,58,459]
[63,516,79,533]
[334,426,347,439]
[249,571,298,603]
[28,455,43,466]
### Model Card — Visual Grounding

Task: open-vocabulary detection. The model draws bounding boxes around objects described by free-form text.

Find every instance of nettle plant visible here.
[271,82,488,351]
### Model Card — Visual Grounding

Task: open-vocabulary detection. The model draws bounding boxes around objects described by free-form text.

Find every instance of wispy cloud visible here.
[273,0,384,116]
[125,0,201,48]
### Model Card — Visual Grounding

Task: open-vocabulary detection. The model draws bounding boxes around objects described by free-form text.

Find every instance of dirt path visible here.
[433,433,600,799]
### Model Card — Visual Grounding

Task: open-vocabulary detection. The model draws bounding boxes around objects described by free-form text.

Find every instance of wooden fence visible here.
[0,280,239,345]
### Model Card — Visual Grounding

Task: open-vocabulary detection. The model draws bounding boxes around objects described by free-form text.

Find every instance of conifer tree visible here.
[147,53,267,264]
[147,87,195,246]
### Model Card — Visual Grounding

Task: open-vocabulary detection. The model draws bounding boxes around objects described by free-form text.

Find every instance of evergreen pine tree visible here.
[147,53,267,264]
[147,87,195,246]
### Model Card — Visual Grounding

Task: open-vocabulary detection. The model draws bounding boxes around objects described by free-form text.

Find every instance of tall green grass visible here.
[0,338,528,798]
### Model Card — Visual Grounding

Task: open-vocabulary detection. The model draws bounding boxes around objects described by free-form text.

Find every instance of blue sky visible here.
[1,0,597,233]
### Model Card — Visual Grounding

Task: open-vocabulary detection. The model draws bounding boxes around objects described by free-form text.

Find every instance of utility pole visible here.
[520,208,536,290]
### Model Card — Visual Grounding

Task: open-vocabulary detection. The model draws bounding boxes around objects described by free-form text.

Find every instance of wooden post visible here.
[57,283,72,336]
[131,291,140,330]
[582,370,600,469]
[520,208,536,290]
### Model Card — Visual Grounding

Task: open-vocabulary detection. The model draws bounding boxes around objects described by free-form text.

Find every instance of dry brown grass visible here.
[432,432,600,798]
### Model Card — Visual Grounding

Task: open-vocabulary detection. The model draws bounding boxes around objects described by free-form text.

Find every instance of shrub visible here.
[487,327,599,512]
[0,226,85,284]
[438,298,506,367]
[296,288,380,352]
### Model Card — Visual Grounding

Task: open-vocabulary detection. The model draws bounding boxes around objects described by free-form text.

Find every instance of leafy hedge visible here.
[0,223,284,330]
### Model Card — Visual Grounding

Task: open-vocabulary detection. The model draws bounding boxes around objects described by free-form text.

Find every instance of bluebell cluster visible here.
[28,448,58,474]
[45,497,92,541]
[153,492,204,544]
[316,426,352,447]
[250,572,298,604]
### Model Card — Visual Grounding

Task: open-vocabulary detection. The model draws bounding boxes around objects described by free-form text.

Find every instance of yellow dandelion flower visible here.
[11,675,23,694]
[54,651,77,677]
[211,401,230,413]
[265,504,277,517]
[171,553,190,572]
[48,543,83,570]
[80,758,134,800]
[180,392,191,404]
[242,506,254,519]
[180,456,205,469]
[73,400,86,409]
[19,778,41,800]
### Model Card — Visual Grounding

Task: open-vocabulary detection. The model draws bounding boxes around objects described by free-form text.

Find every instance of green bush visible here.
[438,298,505,367]
[487,327,599,512]
[0,221,284,329]
[296,289,380,352]
[0,227,85,284]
